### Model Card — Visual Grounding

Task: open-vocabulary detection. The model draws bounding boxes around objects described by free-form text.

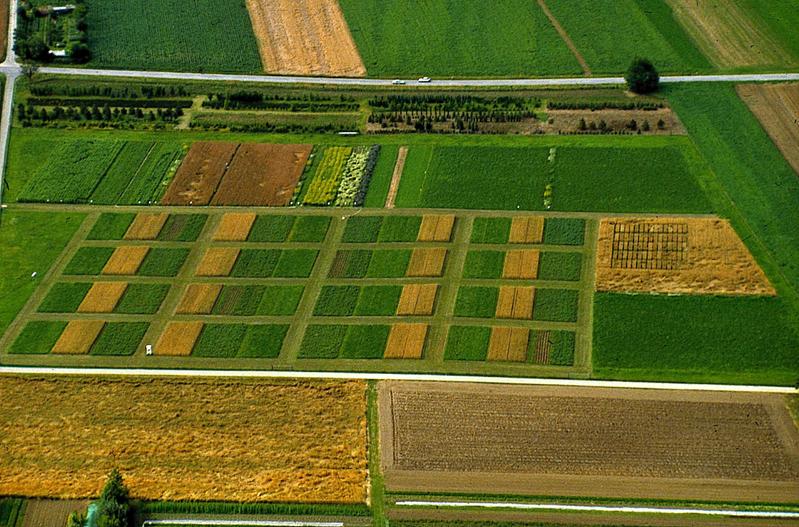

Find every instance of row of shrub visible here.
[547,100,664,111]
[368,94,540,112]
[18,104,185,125]
[30,83,190,98]
[203,91,358,111]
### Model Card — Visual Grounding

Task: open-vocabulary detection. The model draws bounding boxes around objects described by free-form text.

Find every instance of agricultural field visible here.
[737,83,799,175]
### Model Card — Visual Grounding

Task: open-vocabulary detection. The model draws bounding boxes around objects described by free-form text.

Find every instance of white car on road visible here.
[418,77,432,83]
[392,79,406,85]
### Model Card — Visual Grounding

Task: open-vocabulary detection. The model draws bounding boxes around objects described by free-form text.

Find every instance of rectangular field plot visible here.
[379,382,799,502]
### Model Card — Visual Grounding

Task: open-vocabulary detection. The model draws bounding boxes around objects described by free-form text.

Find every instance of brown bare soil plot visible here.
[547,108,686,135]
[509,216,544,243]
[214,212,257,241]
[384,324,428,359]
[245,0,366,77]
[77,282,128,313]
[124,213,168,240]
[384,147,408,208]
[496,286,535,320]
[0,376,367,502]
[21,499,90,527]
[396,284,438,316]
[737,83,799,175]
[406,248,447,277]
[379,382,799,502]
[534,330,552,364]
[502,249,539,279]
[666,0,796,68]
[418,215,455,242]
[154,321,203,356]
[596,217,775,295]
[51,321,105,354]
[102,246,149,276]
[0,0,7,62]
[211,144,312,206]
[176,284,223,314]
[487,327,529,362]
[161,142,238,205]
[195,247,240,277]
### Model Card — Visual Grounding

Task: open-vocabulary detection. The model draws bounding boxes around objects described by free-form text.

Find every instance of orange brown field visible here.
[176,284,223,314]
[509,216,544,244]
[384,323,428,359]
[161,142,238,205]
[124,213,168,240]
[102,246,149,276]
[487,327,529,362]
[502,249,539,279]
[596,217,775,295]
[213,212,257,241]
[21,499,90,527]
[245,0,366,77]
[418,215,455,242]
[407,248,447,277]
[737,83,799,175]
[396,284,438,316]
[384,147,408,208]
[154,321,203,356]
[77,282,128,313]
[0,376,368,502]
[496,286,535,320]
[379,382,799,502]
[195,247,240,277]
[51,321,105,354]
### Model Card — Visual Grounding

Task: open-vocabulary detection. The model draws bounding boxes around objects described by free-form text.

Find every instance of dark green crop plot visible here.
[366,250,411,278]
[538,252,583,281]
[238,325,289,358]
[248,215,295,242]
[9,321,66,354]
[455,287,498,318]
[232,249,281,278]
[533,289,579,322]
[355,286,402,316]
[273,250,318,278]
[90,142,154,204]
[193,324,248,358]
[137,248,189,277]
[342,216,383,243]
[543,218,585,246]
[471,217,511,244]
[364,145,399,208]
[212,286,265,316]
[314,286,360,316]
[114,284,170,314]
[256,286,304,316]
[38,283,91,313]
[87,213,135,240]
[63,247,114,275]
[90,322,148,356]
[329,250,372,279]
[340,325,389,359]
[157,214,207,242]
[122,143,183,204]
[299,325,348,359]
[463,251,505,279]
[533,330,576,366]
[444,326,490,361]
[289,216,331,242]
[378,216,422,242]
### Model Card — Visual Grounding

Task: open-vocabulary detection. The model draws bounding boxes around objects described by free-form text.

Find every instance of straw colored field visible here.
[737,83,799,175]
[245,0,366,76]
[77,282,128,313]
[51,321,104,354]
[213,212,257,241]
[487,326,529,362]
[196,248,240,277]
[406,248,447,277]
[384,323,428,359]
[417,215,454,242]
[154,321,203,356]
[176,284,223,315]
[502,249,539,279]
[102,246,149,275]
[596,217,775,295]
[496,286,534,320]
[396,284,438,316]
[384,146,407,208]
[211,144,312,206]
[124,213,168,240]
[509,216,544,244]
[0,376,367,502]
[379,382,799,502]
[161,142,238,205]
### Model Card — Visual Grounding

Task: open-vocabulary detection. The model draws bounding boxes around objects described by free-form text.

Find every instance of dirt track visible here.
[737,83,799,176]
[379,382,799,502]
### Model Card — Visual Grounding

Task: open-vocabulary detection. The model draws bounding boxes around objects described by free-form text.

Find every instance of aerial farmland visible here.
[0,1,798,527]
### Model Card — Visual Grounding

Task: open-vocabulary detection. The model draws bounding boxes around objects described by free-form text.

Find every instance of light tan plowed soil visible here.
[214,212,257,241]
[51,321,105,354]
[384,147,407,208]
[161,142,238,205]
[379,382,799,502]
[77,282,128,313]
[0,376,367,502]
[737,83,799,176]
[124,213,168,240]
[245,0,366,77]
[595,217,775,295]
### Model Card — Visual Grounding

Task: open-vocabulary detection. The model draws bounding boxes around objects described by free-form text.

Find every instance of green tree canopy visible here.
[625,58,660,94]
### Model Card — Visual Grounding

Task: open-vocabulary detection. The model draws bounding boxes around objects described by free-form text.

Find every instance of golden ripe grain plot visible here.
[77,282,128,313]
[154,321,204,356]
[195,247,240,277]
[102,246,149,276]
[124,213,169,240]
[51,320,105,354]
[384,323,428,359]
[487,327,529,362]
[738,83,799,175]
[596,217,775,295]
[407,248,447,277]
[418,215,455,242]
[0,376,367,502]
[213,213,257,241]
[396,284,438,316]
[509,216,544,244]
[496,286,535,320]
[176,284,223,315]
[502,249,539,279]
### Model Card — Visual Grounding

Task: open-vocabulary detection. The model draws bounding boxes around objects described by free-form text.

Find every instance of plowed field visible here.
[379,382,799,502]
[161,142,238,205]
[737,83,799,175]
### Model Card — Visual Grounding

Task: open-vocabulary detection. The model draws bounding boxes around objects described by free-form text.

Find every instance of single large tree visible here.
[96,469,130,527]
[625,58,660,94]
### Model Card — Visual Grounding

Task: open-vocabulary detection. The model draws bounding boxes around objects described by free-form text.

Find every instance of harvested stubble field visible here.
[379,382,799,502]
[0,376,367,502]
[737,83,799,175]
[245,0,366,76]
[595,217,774,295]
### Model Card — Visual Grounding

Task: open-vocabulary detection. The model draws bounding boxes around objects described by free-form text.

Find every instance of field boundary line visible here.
[536,0,592,77]
[0,366,794,394]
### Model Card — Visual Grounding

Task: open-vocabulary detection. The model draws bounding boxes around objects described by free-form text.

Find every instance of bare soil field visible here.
[51,321,104,354]
[487,327,529,362]
[502,249,539,279]
[176,284,222,314]
[77,282,128,313]
[737,83,799,175]
[407,248,447,277]
[161,142,238,205]
[245,0,366,77]
[21,499,89,527]
[384,147,407,208]
[548,108,686,135]
[384,323,427,359]
[509,216,544,244]
[0,376,367,502]
[379,382,799,502]
[195,247,240,276]
[124,213,168,240]
[596,217,775,295]
[211,144,312,206]
[214,212,257,241]
[154,321,203,356]
[397,284,437,316]
[102,246,149,276]
[418,215,454,242]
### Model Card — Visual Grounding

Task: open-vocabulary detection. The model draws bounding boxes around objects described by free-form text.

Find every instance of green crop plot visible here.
[121,143,183,205]
[535,330,576,366]
[364,145,399,207]
[238,325,289,358]
[289,216,331,242]
[315,286,360,316]
[138,248,189,277]
[38,283,91,313]
[90,322,148,356]
[354,286,402,316]
[63,247,114,275]
[366,250,411,278]
[249,215,295,243]
[193,324,248,358]
[533,289,579,322]
[157,214,207,242]
[340,325,389,359]
[471,217,511,244]
[115,284,170,314]
[378,216,421,242]
[273,250,318,278]
[299,325,348,359]
[84,0,262,73]
[455,287,498,318]
[87,213,135,240]
[90,142,154,204]
[463,251,505,279]
[232,249,281,278]
[342,216,383,243]
[329,250,372,279]
[9,321,66,354]
[538,252,582,281]
[212,286,266,316]
[339,0,581,77]
[256,286,304,316]
[543,218,585,245]
[444,326,490,361]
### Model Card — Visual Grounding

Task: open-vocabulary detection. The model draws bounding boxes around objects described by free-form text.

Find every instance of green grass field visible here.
[38,283,91,313]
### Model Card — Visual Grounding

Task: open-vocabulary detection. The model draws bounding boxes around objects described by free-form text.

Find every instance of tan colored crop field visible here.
[161,142,238,205]
[487,327,528,362]
[418,215,454,242]
[124,213,168,240]
[195,247,240,277]
[509,216,544,244]
[214,212,257,241]
[379,382,799,502]
[77,282,128,313]
[176,284,222,314]
[102,246,149,276]
[51,321,104,354]
[495,286,534,320]
[154,321,203,356]
[502,249,539,279]
[737,83,799,175]
[396,284,437,316]
[596,217,775,295]
[0,376,368,502]
[384,323,427,359]
[407,248,447,277]
[245,0,366,77]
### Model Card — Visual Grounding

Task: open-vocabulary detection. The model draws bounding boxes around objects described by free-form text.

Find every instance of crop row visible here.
[334,145,380,207]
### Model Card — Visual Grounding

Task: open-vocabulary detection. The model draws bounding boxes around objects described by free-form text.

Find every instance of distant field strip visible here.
[737,83,799,175]
[536,0,591,76]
